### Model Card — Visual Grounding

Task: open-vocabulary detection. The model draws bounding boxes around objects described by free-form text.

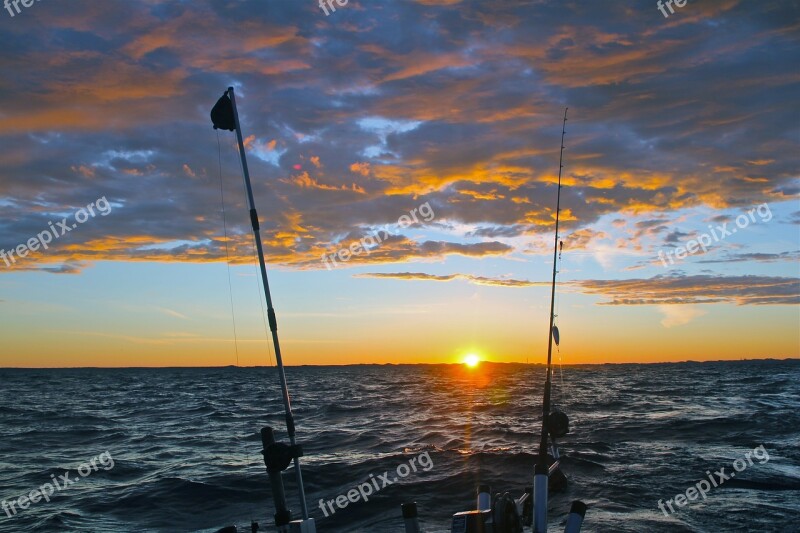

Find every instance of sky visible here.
[0,0,798,367]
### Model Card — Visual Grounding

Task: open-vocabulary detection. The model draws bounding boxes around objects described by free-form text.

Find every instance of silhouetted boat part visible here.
[401,109,587,533]
[211,87,317,533]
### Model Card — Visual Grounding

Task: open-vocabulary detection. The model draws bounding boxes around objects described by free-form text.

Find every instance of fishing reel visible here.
[449,485,529,533]
[545,407,570,492]
[260,427,315,532]
[445,410,572,532]
[405,481,584,533]
[403,406,581,533]
[262,429,304,474]
[547,408,569,439]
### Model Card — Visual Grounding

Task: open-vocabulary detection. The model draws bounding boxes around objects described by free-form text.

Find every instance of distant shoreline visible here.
[1,358,797,370]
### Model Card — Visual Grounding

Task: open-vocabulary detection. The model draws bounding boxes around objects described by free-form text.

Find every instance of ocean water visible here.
[0,360,798,532]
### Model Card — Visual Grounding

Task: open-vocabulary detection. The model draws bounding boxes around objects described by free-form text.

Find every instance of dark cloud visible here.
[0,0,796,276]
[664,230,692,244]
[314,236,512,270]
[576,274,800,306]
[353,271,800,306]
[354,271,547,287]
[697,251,800,264]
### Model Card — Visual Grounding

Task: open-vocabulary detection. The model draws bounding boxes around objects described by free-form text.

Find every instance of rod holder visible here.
[563,501,586,533]
[477,484,491,512]
[402,502,421,533]
[261,427,292,527]
[533,463,548,533]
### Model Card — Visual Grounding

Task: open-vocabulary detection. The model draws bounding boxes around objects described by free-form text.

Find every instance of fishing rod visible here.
[531,108,586,533]
[538,107,568,464]
[211,87,315,532]
[407,108,585,533]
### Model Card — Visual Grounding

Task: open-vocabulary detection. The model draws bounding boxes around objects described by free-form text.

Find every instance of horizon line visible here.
[1,357,797,370]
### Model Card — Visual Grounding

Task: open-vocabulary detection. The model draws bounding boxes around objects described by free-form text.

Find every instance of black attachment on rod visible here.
[211,87,309,521]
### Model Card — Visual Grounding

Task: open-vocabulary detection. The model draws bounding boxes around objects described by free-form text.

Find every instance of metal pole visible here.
[228,86,310,520]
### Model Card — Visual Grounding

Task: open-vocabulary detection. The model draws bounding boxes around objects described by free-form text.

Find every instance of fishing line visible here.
[556,241,565,400]
[219,130,260,527]
[233,137,275,369]
[228,144,277,526]
[218,130,240,367]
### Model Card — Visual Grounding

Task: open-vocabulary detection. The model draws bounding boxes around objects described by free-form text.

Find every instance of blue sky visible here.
[0,0,797,366]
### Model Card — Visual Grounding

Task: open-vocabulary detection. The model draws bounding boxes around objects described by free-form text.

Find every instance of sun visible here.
[463,353,481,368]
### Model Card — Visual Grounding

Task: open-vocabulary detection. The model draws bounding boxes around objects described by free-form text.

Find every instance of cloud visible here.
[316,237,513,269]
[697,251,800,264]
[0,0,795,292]
[282,171,366,194]
[5,262,88,275]
[353,272,547,287]
[352,272,800,308]
[658,304,707,328]
[157,307,189,320]
[576,275,800,306]
[350,162,371,176]
[664,230,692,244]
